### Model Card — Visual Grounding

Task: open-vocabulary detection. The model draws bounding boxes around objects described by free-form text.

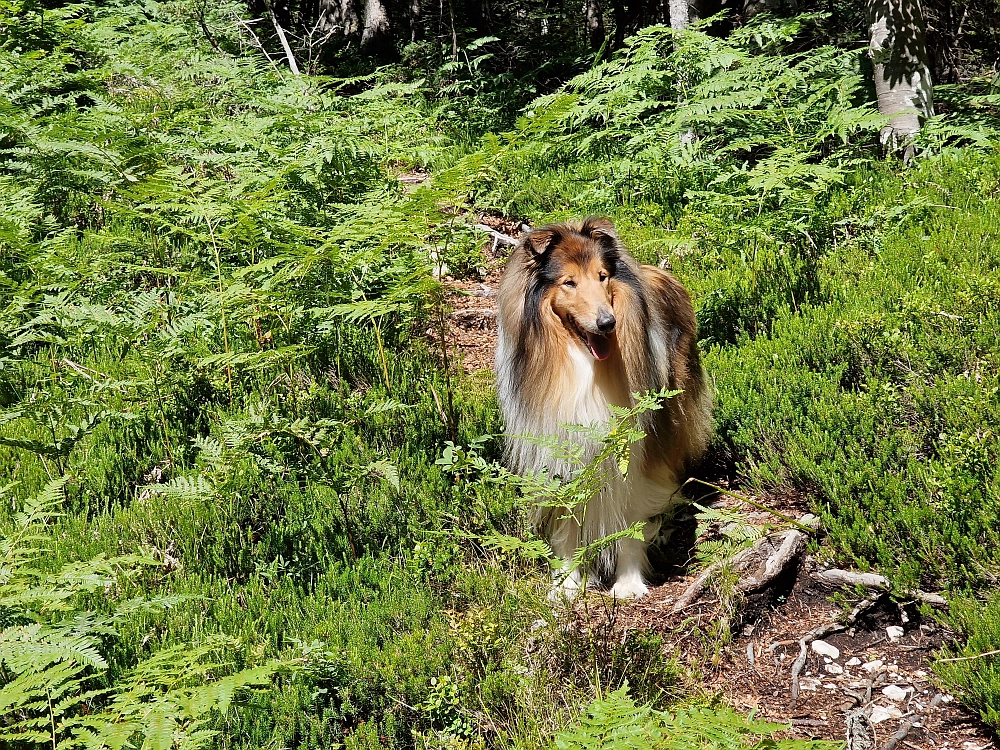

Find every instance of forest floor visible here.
[439,216,997,750]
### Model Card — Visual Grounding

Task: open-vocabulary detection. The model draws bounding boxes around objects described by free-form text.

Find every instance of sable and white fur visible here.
[495,218,712,599]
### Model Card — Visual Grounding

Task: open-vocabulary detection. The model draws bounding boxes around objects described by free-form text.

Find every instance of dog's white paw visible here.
[547,570,583,603]
[606,578,650,600]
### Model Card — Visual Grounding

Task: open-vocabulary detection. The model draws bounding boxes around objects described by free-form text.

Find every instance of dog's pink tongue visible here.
[586,332,613,360]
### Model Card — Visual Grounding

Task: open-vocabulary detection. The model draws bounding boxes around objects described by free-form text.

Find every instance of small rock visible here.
[886,626,905,641]
[882,685,910,702]
[824,683,838,689]
[846,657,862,667]
[799,677,821,692]
[915,669,928,678]
[530,619,546,631]
[825,663,844,675]
[870,704,903,724]
[887,663,899,673]
[812,640,841,659]
[862,659,884,673]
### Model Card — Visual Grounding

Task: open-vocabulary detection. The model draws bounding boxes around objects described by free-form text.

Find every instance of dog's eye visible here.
[599,272,608,282]
[563,279,576,288]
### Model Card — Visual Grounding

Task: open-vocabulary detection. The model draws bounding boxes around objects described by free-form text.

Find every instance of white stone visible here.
[870,705,903,724]
[825,663,844,675]
[914,670,928,678]
[812,640,841,659]
[862,659,884,673]
[882,685,910,702]
[799,677,821,692]
[846,657,862,667]
[886,626,904,641]
[824,683,838,689]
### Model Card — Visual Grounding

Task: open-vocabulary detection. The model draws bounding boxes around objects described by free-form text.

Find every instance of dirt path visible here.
[439,214,996,750]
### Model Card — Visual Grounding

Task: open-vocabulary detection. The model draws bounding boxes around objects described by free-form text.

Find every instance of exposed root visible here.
[671,514,820,614]
[812,568,947,608]
[791,597,878,700]
[880,693,946,750]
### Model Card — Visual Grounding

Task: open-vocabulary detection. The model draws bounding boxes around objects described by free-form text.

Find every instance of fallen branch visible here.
[671,514,820,614]
[267,5,301,74]
[881,693,945,750]
[812,568,947,607]
[473,224,519,247]
[791,597,877,700]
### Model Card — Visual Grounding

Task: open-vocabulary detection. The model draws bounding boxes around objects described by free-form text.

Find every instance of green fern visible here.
[553,686,841,750]
[0,480,289,749]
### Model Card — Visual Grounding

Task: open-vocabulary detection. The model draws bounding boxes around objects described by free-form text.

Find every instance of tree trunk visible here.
[319,0,360,36]
[584,0,605,48]
[669,0,687,29]
[409,0,422,42]
[465,0,484,34]
[361,0,396,59]
[670,0,698,143]
[868,0,934,150]
[743,0,781,20]
[670,0,701,29]
[611,0,642,48]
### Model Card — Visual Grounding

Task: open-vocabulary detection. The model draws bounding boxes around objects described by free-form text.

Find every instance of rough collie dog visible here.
[495,218,712,600]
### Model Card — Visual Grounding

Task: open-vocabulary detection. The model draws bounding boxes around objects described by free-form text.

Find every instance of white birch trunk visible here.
[868,0,934,149]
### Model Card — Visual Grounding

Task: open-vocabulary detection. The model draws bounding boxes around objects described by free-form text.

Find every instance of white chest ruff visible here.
[498,343,678,544]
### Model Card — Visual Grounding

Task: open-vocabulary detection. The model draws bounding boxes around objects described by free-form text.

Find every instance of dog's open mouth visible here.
[571,320,614,361]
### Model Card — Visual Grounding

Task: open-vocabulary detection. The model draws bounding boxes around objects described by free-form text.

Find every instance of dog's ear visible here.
[582,217,618,244]
[526,227,559,256]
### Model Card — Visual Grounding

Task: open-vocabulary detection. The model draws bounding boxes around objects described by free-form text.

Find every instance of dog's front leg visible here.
[607,517,660,600]
[547,515,584,602]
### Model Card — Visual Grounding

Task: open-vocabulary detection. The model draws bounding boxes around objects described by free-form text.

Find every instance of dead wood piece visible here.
[268,9,301,74]
[467,286,496,298]
[812,568,947,607]
[473,224,519,247]
[846,707,876,750]
[880,694,945,750]
[449,308,497,327]
[737,523,811,592]
[670,514,818,614]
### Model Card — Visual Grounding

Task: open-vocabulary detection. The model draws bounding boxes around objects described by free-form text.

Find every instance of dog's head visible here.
[523,217,626,361]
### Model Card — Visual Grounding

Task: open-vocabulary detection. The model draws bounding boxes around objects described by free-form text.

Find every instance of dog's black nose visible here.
[596,312,616,333]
